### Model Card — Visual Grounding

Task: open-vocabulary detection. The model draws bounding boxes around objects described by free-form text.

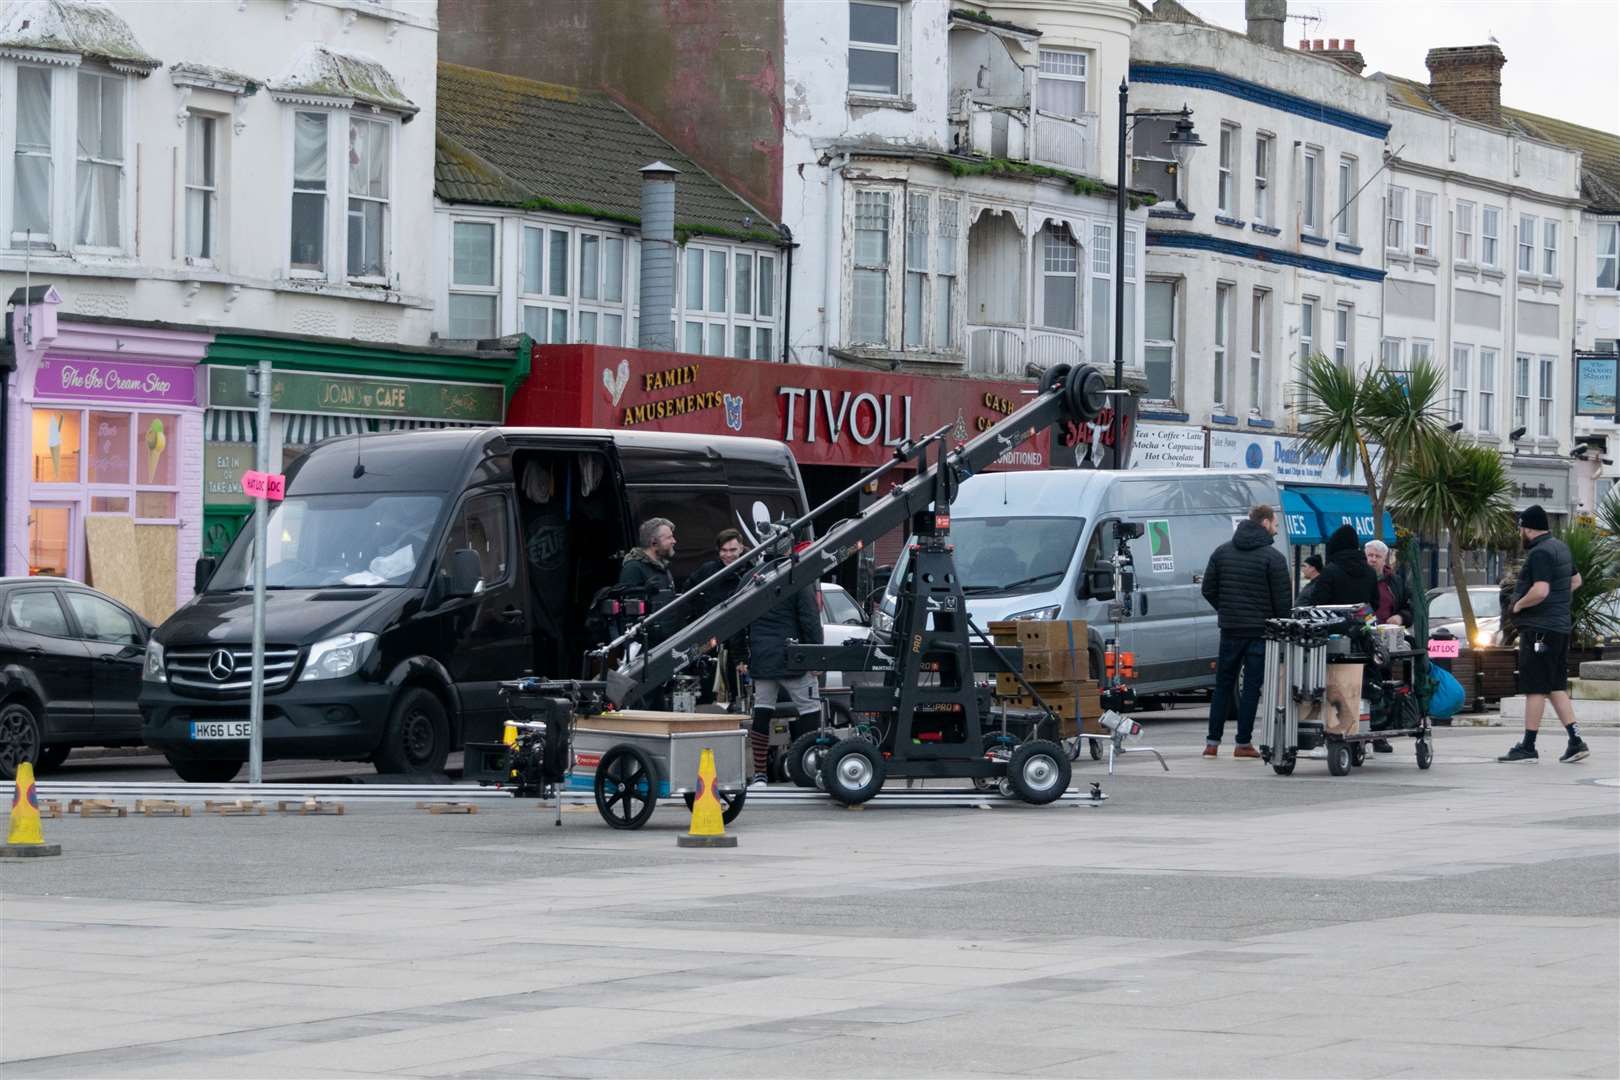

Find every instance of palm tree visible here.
[1294,354,1452,529]
[1390,438,1515,643]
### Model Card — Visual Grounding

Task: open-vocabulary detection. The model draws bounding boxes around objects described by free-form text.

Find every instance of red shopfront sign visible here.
[509,345,1053,471]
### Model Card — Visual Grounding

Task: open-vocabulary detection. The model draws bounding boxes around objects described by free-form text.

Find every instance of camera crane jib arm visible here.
[602,363,1112,709]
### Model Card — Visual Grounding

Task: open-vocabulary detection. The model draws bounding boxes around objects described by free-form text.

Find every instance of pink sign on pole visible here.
[34,357,199,406]
[1427,638,1461,659]
[241,471,286,501]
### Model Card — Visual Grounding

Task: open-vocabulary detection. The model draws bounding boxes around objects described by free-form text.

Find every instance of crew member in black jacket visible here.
[686,529,749,711]
[1313,523,1380,608]
[1200,504,1292,758]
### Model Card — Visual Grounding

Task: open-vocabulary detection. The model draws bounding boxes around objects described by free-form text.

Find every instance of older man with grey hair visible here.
[1365,539,1411,628]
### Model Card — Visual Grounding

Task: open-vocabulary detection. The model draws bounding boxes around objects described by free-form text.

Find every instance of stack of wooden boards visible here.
[988,619,1105,736]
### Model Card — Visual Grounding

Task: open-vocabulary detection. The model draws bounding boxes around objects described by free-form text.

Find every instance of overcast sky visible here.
[1180,1,1620,132]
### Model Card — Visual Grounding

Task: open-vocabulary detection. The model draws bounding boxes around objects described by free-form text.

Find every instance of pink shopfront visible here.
[5,289,209,622]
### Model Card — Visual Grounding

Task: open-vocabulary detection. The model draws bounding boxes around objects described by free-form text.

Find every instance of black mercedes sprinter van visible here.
[139,427,808,781]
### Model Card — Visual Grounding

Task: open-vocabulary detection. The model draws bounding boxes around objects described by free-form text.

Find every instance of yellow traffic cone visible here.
[677,748,737,848]
[2,762,62,858]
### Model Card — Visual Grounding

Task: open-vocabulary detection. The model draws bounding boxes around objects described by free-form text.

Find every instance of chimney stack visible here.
[1425,45,1506,126]
[637,161,679,351]
[1303,36,1367,75]
[1244,0,1286,49]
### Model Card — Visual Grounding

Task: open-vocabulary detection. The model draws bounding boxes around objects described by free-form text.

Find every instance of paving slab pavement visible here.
[2,723,1616,1079]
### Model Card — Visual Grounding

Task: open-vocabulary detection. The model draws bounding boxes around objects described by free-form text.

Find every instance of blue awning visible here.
[1280,488,1327,544]
[1291,485,1395,544]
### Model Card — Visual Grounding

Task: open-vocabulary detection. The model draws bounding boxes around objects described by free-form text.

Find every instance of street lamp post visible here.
[1112,80,1203,469]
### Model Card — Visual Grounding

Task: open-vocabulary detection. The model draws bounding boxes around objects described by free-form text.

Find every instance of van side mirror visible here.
[1084,567,1116,601]
[442,549,483,601]
[194,557,218,594]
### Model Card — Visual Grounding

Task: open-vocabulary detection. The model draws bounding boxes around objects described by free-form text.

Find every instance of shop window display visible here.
[32,409,81,483]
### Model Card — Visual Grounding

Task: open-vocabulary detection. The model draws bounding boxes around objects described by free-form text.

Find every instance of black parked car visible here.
[0,576,151,780]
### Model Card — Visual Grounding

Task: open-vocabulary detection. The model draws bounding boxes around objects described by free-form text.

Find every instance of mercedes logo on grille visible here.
[208,649,237,681]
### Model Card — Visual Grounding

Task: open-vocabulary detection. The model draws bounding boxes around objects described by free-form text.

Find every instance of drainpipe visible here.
[780,224,795,362]
[822,153,851,366]
[637,161,679,351]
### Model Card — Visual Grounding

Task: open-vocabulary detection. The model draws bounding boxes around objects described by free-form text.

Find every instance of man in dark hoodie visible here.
[1313,523,1381,608]
[1200,504,1292,757]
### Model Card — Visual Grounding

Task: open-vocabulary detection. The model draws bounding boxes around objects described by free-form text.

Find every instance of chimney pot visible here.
[1313,39,1324,50]
[1345,37,1355,49]
[1328,38,1339,49]
[1298,38,1309,49]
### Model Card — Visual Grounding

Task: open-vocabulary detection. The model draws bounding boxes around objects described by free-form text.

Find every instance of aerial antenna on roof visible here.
[1286,10,1321,41]
[353,421,366,479]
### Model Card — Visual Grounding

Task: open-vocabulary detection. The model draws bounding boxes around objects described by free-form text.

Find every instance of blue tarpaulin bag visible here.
[1426,665,1465,720]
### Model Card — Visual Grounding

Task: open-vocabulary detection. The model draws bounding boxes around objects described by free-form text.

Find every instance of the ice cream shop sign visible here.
[35,358,199,404]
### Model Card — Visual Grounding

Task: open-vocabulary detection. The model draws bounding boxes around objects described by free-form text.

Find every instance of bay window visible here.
[681,244,777,358]
[902,193,961,350]
[578,230,627,345]
[7,64,132,252]
[346,117,390,280]
[287,109,396,281]
[1088,223,1111,366]
[520,225,571,343]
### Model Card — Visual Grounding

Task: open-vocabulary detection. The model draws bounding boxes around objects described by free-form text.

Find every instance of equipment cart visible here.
[1258,607,1434,777]
[466,682,749,830]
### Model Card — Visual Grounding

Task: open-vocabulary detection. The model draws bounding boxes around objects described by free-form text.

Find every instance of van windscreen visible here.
[208,493,443,590]
[953,516,1085,596]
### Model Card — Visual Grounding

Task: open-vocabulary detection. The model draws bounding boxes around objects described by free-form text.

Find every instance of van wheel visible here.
[0,701,42,781]
[375,688,451,776]
[166,756,243,783]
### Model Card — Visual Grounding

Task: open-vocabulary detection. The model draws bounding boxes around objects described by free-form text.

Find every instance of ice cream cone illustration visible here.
[47,413,62,480]
[145,418,167,483]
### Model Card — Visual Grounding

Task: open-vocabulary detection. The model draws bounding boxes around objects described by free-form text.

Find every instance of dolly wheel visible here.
[1416,737,1433,770]
[786,731,834,789]
[1327,741,1352,777]
[1008,740,1072,805]
[821,738,886,805]
[1272,754,1296,777]
[1350,743,1366,768]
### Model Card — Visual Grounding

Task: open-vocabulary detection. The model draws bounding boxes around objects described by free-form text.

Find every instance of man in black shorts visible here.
[1499,505,1589,763]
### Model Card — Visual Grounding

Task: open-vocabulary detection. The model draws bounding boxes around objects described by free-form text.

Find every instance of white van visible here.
[876,469,1283,695]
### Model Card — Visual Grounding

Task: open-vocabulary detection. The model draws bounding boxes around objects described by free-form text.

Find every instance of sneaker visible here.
[1202,744,1218,758]
[1559,739,1591,764]
[748,773,769,789]
[1498,742,1539,763]
[1372,739,1394,754]
[1233,744,1261,759]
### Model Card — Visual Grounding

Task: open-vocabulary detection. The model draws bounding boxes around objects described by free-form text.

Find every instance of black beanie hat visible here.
[1305,554,1326,572]
[1518,504,1550,531]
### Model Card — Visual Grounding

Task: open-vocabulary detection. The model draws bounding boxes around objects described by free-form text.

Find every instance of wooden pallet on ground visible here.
[70,799,128,818]
[38,799,63,819]
[415,801,478,814]
[133,799,192,817]
[203,799,266,816]
[276,798,345,816]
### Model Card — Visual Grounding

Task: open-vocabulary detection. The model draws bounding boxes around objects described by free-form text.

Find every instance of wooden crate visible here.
[577,710,743,736]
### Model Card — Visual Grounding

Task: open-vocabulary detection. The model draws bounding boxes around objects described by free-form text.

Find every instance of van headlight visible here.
[1007,605,1061,621]
[874,609,894,634]
[300,633,378,682]
[142,640,166,683]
